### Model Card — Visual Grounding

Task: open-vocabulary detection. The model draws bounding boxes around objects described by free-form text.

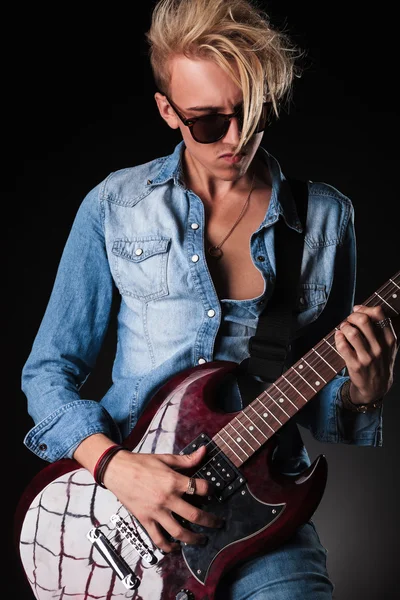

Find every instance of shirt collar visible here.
[151,140,303,233]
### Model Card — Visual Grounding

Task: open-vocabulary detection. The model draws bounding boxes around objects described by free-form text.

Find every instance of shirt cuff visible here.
[335,378,383,446]
[23,400,123,462]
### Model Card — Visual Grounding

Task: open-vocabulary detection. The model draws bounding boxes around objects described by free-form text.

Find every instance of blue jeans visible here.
[215,520,334,599]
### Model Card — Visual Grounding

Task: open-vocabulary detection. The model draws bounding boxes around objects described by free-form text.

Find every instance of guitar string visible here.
[106,272,399,556]
[108,273,400,555]
[190,272,400,473]
[227,271,400,451]
[168,271,400,498]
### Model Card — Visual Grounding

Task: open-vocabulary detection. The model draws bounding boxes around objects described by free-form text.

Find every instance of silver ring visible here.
[375,317,391,329]
[186,477,196,495]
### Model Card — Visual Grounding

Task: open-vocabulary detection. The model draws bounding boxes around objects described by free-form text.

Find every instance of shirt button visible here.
[257,255,265,262]
[198,357,207,364]
[135,248,143,256]
[191,254,200,263]
[207,309,216,318]
[191,223,199,230]
[39,443,47,451]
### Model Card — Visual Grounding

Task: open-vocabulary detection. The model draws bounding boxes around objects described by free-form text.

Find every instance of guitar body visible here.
[16,360,327,600]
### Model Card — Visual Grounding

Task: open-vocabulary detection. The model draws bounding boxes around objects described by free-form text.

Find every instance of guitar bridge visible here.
[179,433,246,501]
[87,528,140,590]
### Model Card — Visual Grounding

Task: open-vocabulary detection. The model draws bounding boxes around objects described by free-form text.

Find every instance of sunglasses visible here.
[163,94,268,144]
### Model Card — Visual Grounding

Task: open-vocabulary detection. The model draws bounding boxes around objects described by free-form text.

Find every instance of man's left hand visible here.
[334,305,398,406]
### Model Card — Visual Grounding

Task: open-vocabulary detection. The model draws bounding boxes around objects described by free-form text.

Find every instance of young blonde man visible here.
[21,1,397,598]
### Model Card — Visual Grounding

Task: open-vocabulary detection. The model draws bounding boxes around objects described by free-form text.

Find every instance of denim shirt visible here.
[21,140,383,469]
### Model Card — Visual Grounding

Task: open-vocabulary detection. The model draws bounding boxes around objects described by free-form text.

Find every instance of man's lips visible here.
[219,152,244,158]
[220,153,244,163]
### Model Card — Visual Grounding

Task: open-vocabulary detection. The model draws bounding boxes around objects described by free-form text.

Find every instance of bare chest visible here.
[204,190,271,301]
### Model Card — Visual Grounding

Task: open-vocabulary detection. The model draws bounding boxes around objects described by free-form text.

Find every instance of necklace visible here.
[208,173,256,260]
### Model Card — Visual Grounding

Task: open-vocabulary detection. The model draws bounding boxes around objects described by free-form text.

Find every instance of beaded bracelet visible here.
[93,444,127,489]
[340,379,384,414]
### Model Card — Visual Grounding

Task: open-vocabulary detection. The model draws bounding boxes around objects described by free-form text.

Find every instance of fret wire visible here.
[325,334,344,358]
[297,357,327,383]
[280,347,336,400]
[232,413,263,443]
[227,421,259,451]
[374,292,399,315]
[246,403,273,436]
[248,274,400,438]
[214,432,242,463]
[270,383,297,410]
[390,278,400,290]
[261,392,284,424]
[209,437,237,466]
[253,398,276,433]
[215,272,400,462]
[371,274,400,302]
[264,390,291,419]
[266,352,334,414]
[291,365,317,392]
[304,354,336,383]
[281,374,308,402]
[309,345,337,373]
[234,410,265,446]
[374,282,395,305]
[367,274,398,302]
[316,332,342,361]
[257,274,400,409]
[237,409,268,441]
[357,273,400,309]
[221,428,249,458]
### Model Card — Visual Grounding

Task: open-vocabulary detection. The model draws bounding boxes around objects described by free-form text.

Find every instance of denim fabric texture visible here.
[21,140,383,464]
[215,520,334,599]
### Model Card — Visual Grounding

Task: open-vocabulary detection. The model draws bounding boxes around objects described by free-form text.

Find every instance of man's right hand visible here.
[75,434,222,553]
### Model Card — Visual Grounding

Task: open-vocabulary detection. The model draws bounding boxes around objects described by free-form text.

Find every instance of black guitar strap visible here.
[239,176,309,388]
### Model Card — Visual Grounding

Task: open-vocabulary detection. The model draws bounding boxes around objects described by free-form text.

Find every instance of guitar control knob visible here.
[175,590,195,600]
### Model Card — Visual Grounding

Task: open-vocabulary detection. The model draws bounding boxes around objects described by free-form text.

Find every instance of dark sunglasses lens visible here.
[191,104,268,143]
[192,114,228,143]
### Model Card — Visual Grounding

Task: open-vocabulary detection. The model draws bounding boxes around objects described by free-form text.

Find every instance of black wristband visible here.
[340,379,384,414]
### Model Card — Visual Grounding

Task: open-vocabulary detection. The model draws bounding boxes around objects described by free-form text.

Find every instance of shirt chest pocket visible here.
[112,237,170,301]
[295,283,327,328]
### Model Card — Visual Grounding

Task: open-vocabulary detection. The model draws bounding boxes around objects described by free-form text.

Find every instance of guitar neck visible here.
[213,271,400,467]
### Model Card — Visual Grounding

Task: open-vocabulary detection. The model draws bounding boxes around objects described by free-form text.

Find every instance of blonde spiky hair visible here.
[146,0,304,154]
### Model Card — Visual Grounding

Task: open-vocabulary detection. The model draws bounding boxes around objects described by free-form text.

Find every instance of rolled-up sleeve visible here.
[293,203,383,447]
[21,180,122,462]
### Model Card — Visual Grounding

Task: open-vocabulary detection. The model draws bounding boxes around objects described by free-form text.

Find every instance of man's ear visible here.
[154,93,180,130]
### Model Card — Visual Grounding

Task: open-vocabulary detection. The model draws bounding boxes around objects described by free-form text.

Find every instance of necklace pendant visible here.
[208,246,223,259]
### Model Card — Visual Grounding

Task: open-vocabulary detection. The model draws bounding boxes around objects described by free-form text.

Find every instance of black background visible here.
[9,1,399,599]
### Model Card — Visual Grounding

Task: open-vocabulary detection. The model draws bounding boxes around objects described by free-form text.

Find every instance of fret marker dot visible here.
[263,412,268,418]
[298,364,304,369]
[315,381,321,386]
[279,398,284,403]
[249,426,254,431]
[236,437,241,442]
[393,293,398,298]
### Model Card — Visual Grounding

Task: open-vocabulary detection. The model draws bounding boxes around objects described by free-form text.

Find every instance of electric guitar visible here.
[15,271,400,600]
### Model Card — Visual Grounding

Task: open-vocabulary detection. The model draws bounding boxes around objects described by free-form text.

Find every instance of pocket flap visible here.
[112,238,170,263]
[297,283,326,310]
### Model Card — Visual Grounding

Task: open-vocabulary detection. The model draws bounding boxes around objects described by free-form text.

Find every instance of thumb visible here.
[161,444,207,470]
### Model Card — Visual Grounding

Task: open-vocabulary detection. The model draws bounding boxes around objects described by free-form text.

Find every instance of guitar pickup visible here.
[179,433,246,501]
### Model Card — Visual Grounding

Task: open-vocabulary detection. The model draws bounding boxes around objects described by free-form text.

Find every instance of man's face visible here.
[156,55,264,181]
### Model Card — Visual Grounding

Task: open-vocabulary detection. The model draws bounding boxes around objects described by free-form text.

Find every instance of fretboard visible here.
[213,271,400,467]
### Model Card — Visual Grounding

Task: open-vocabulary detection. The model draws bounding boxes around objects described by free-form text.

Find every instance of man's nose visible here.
[222,116,241,144]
